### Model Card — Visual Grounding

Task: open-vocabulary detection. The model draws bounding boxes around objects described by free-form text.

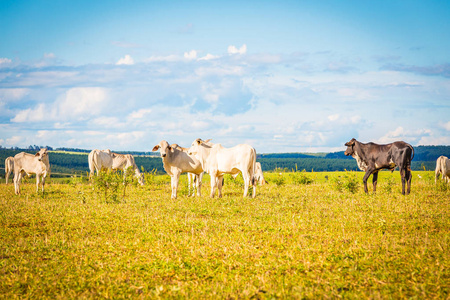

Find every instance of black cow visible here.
[344,138,414,195]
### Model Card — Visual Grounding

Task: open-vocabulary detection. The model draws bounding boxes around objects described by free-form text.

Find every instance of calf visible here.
[435,155,450,183]
[13,148,50,195]
[152,140,204,199]
[344,138,414,195]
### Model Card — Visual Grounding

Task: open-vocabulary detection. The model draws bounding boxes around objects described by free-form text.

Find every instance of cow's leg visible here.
[252,174,256,198]
[171,173,180,199]
[242,172,250,197]
[406,168,412,195]
[14,171,23,195]
[210,174,218,198]
[35,174,41,193]
[399,168,406,195]
[196,173,203,197]
[362,171,372,194]
[372,171,379,193]
[187,173,193,197]
[42,174,46,194]
[217,175,224,198]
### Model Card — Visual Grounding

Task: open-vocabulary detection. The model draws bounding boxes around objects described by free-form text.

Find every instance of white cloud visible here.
[12,87,108,123]
[128,108,152,120]
[328,114,340,121]
[6,136,23,146]
[12,104,47,122]
[0,88,29,102]
[44,53,55,59]
[0,57,12,65]
[198,53,219,61]
[184,50,197,60]
[116,54,134,65]
[228,44,247,55]
[144,55,181,62]
[92,116,122,128]
[58,87,108,118]
[377,127,433,144]
[442,121,450,131]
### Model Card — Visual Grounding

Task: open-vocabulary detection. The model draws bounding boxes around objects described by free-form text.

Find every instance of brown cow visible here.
[344,138,414,195]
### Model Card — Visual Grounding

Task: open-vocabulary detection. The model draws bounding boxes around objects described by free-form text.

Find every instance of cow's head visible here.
[152,140,171,158]
[344,138,357,156]
[35,148,48,161]
[188,138,212,156]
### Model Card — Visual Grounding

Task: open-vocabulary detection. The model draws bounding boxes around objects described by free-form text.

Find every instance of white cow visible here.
[435,155,450,183]
[5,156,14,184]
[188,138,257,198]
[152,140,205,199]
[255,162,266,185]
[13,148,50,195]
[88,149,144,185]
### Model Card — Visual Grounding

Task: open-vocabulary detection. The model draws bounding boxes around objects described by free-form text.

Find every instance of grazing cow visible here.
[255,162,266,185]
[88,149,144,185]
[152,141,205,199]
[5,156,14,184]
[188,138,257,198]
[344,138,414,195]
[13,148,50,195]
[435,156,450,183]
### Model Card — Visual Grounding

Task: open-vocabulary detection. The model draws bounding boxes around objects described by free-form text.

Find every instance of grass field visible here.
[1,171,449,299]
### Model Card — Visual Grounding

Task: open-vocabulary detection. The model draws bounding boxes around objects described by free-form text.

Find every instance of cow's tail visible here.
[251,147,257,187]
[407,144,414,171]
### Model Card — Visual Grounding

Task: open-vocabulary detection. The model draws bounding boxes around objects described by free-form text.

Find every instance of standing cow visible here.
[88,149,144,185]
[188,138,257,198]
[152,140,204,199]
[435,155,450,183]
[13,148,50,195]
[5,156,14,184]
[344,138,414,195]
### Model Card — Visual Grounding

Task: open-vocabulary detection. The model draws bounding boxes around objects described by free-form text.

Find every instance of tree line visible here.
[1,145,448,177]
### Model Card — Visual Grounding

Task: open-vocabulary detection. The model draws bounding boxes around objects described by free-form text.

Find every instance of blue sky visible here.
[1,0,449,153]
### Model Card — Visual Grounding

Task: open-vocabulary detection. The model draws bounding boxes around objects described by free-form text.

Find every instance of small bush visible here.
[93,171,122,203]
[272,173,286,186]
[290,170,313,185]
[331,171,359,193]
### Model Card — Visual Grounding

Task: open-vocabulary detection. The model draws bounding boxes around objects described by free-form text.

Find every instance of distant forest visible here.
[1,145,449,177]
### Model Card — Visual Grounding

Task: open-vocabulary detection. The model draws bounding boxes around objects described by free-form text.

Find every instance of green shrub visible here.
[331,171,359,193]
[289,170,313,185]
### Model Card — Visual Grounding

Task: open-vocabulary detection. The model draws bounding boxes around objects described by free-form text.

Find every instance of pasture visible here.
[1,171,449,298]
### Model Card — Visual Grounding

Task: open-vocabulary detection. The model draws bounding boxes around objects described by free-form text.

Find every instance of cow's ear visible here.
[168,146,172,151]
[204,139,212,143]
[152,145,160,152]
[35,152,40,157]
[345,139,356,146]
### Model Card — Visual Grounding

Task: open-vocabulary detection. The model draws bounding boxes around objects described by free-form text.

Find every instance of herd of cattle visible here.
[4,138,450,197]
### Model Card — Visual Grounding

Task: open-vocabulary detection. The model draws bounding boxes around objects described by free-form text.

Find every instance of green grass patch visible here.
[0,171,449,298]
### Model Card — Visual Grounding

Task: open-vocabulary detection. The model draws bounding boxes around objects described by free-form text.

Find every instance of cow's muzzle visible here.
[161,154,166,157]
[344,151,350,156]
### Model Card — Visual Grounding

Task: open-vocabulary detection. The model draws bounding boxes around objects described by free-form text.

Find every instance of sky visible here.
[0,0,449,153]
